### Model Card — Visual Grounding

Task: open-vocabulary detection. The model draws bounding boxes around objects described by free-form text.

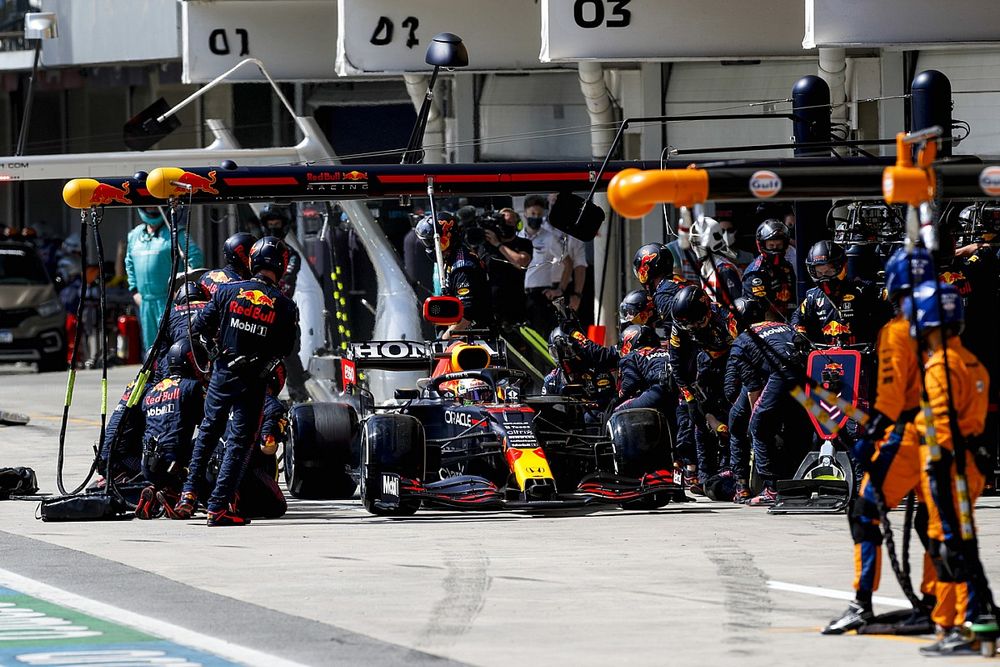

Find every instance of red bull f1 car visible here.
[285,333,679,516]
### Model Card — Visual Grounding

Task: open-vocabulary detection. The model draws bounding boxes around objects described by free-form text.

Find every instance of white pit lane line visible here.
[0,566,309,667]
[768,580,910,609]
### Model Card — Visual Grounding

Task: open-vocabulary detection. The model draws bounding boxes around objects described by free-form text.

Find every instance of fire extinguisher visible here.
[117,314,141,364]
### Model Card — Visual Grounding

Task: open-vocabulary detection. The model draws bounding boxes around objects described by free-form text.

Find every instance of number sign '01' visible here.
[540,0,808,62]
[182,0,338,82]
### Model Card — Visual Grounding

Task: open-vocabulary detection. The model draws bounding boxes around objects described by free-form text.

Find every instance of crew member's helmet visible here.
[259,204,292,237]
[805,240,847,285]
[755,219,790,256]
[174,281,205,305]
[165,338,208,379]
[249,236,290,277]
[884,246,933,302]
[904,281,964,338]
[415,211,460,257]
[672,285,713,331]
[632,243,673,287]
[692,216,728,255]
[619,324,660,355]
[223,232,256,274]
[733,296,765,327]
[548,326,578,365]
[618,289,655,326]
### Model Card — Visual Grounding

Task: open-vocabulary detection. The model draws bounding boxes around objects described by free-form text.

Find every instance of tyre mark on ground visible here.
[417,551,491,649]
[706,545,773,655]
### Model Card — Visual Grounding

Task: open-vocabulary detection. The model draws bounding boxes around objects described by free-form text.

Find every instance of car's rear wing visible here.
[346,339,505,371]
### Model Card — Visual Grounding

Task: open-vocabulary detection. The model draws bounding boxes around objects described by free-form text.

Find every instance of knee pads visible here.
[850,516,883,545]
[850,496,883,545]
[929,540,968,583]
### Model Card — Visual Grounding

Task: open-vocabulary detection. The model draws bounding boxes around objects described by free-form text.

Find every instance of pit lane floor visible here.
[2,366,999,666]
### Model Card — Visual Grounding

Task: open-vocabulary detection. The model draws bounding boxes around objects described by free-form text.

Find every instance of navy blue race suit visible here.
[567,328,620,373]
[652,275,696,333]
[742,253,797,322]
[615,344,673,414]
[198,265,243,298]
[668,306,737,481]
[726,321,804,484]
[447,247,494,330]
[792,279,887,348]
[182,276,298,513]
[207,393,288,518]
[141,375,205,490]
[101,382,145,480]
[168,301,208,344]
[153,301,209,381]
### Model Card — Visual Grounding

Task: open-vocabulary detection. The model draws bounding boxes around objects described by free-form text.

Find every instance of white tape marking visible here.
[767,580,910,609]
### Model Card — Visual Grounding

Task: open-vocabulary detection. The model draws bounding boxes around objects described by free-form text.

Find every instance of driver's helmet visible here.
[453,377,493,404]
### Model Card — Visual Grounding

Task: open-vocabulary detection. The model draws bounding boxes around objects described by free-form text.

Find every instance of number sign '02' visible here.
[540,0,808,62]
[336,0,553,75]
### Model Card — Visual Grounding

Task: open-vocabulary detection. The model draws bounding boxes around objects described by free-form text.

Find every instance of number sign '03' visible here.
[540,0,808,62]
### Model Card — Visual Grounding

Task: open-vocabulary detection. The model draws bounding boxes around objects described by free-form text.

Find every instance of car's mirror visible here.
[423,296,463,325]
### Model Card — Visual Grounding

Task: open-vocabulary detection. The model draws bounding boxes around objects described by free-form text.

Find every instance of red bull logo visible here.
[90,181,132,206]
[147,167,219,199]
[822,320,852,337]
[173,169,219,196]
[939,271,960,285]
[440,218,454,253]
[236,289,275,308]
[155,377,179,391]
[343,170,368,181]
[207,270,230,283]
[636,252,657,284]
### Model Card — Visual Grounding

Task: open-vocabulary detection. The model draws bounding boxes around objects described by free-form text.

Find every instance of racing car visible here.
[283,298,679,516]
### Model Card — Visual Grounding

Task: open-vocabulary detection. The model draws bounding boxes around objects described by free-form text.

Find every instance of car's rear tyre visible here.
[285,402,358,499]
[608,408,673,510]
[361,414,424,516]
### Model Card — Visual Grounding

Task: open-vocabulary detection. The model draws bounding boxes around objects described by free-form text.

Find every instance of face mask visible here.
[526,216,543,231]
[723,230,737,248]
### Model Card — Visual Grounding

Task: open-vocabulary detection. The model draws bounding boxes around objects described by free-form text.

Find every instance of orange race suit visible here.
[908,339,990,629]
[850,314,935,599]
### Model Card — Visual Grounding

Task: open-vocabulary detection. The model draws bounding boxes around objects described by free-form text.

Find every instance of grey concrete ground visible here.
[1,365,998,665]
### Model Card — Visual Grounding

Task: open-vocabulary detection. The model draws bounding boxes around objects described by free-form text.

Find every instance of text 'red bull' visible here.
[230,290,276,323]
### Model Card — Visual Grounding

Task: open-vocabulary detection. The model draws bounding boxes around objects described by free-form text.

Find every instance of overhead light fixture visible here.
[401,32,469,164]
[24,12,58,40]
[16,12,60,157]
